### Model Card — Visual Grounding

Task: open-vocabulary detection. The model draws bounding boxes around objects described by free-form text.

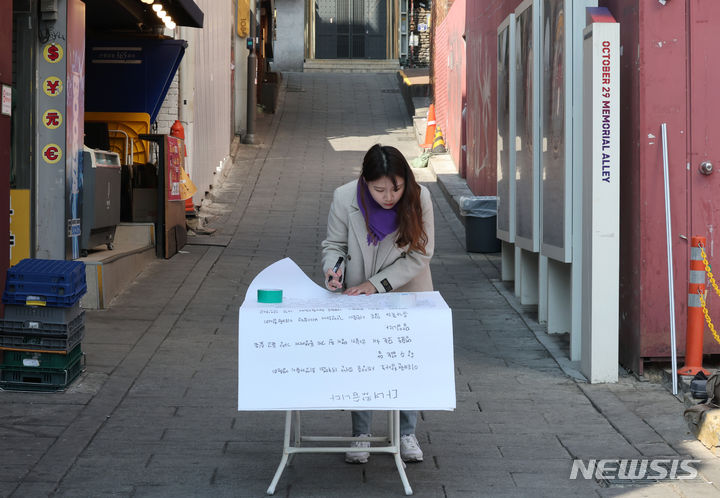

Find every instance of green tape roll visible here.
[257,289,283,303]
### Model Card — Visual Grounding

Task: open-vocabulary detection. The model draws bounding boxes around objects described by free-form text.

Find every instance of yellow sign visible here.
[237,0,250,37]
[42,143,63,164]
[43,76,63,97]
[10,190,31,266]
[43,109,63,129]
[179,166,198,200]
[43,43,64,63]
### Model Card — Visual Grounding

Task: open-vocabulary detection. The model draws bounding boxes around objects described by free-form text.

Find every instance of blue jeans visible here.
[351,410,417,436]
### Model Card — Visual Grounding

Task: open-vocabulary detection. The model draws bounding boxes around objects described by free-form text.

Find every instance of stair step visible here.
[304,59,400,73]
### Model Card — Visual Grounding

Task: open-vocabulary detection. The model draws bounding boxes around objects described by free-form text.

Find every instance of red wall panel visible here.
[464,1,515,195]
[433,18,449,156]
[458,0,717,371]
[443,0,466,176]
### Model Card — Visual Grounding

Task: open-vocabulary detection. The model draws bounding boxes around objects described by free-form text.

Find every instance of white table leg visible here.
[392,410,413,495]
[266,410,413,495]
[266,411,293,495]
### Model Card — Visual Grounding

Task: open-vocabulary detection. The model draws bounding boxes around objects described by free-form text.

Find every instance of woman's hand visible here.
[325,267,343,291]
[344,281,378,296]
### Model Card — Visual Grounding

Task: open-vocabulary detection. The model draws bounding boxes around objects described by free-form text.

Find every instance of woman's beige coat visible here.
[321,180,434,293]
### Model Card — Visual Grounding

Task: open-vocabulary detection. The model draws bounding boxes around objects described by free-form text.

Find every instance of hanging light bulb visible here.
[152,3,163,12]
[166,20,176,30]
[141,0,153,4]
[156,9,166,18]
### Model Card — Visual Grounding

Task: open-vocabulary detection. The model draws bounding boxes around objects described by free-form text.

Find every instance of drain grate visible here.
[286,86,305,93]
[381,88,400,93]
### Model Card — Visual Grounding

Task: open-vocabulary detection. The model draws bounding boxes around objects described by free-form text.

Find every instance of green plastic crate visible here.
[0,344,82,369]
[0,353,84,391]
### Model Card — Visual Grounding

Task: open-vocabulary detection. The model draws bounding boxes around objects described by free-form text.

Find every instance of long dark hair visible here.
[360,144,428,255]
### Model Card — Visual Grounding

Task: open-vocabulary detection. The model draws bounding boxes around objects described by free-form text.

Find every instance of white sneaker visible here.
[400,434,423,462]
[345,433,371,464]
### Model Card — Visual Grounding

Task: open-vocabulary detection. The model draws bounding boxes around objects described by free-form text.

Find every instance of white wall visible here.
[271,0,305,71]
[188,0,233,200]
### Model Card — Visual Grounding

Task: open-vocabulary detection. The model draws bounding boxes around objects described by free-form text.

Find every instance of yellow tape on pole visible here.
[10,190,31,266]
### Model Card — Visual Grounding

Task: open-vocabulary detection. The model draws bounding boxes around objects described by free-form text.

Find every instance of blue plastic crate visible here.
[3,259,86,306]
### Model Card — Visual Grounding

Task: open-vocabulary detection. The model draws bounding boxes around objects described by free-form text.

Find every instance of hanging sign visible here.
[237,0,250,37]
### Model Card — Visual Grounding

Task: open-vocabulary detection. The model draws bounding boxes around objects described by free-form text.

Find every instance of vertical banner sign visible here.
[166,136,183,201]
[10,190,31,266]
[65,0,85,259]
[237,0,250,37]
[581,8,620,383]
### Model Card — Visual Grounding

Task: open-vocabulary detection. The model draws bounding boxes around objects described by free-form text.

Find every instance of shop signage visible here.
[1,84,10,116]
[43,109,63,129]
[43,42,64,63]
[43,76,64,97]
[166,136,183,201]
[42,143,63,164]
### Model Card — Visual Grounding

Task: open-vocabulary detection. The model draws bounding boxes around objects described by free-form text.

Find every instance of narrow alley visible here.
[2,72,718,497]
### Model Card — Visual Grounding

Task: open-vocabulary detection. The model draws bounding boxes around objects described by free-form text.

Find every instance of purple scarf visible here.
[357,180,398,245]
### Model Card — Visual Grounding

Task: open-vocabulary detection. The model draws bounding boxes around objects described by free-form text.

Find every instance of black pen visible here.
[328,256,344,282]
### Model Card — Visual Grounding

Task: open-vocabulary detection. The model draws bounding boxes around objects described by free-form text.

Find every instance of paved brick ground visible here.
[2,72,720,497]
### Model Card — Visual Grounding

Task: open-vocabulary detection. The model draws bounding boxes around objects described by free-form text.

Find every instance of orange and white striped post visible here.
[678,236,711,376]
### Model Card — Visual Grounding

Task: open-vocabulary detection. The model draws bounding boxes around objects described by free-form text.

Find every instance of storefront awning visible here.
[84,0,204,32]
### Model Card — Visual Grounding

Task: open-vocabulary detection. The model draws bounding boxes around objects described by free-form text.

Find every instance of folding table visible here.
[266,409,412,495]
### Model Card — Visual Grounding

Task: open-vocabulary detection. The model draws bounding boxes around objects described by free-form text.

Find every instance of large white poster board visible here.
[497,13,516,243]
[514,0,541,252]
[238,259,456,411]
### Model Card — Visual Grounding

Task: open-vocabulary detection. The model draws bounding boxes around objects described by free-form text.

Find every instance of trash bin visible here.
[459,196,501,253]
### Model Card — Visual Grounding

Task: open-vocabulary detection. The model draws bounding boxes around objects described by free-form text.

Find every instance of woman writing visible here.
[321,144,435,464]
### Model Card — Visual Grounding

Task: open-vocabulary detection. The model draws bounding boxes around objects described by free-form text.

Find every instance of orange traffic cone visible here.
[170,120,196,216]
[422,104,437,148]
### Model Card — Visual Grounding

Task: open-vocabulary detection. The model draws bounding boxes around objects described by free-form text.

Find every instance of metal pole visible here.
[243,6,257,145]
[661,123,678,395]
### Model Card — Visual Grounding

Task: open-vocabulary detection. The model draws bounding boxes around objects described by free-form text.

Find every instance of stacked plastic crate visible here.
[0,259,87,391]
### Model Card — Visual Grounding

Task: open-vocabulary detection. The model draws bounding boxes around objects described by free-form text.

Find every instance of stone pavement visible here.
[2,72,720,497]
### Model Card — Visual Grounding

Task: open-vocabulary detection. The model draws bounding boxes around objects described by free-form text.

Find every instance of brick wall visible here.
[154,72,179,135]
[409,8,431,67]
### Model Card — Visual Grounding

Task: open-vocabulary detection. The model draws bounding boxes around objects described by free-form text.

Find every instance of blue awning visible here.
[85,39,187,124]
